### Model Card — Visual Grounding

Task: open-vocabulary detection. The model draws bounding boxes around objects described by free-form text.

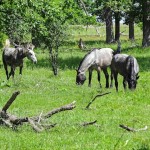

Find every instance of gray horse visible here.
[3,43,37,80]
[110,54,139,91]
[76,48,114,88]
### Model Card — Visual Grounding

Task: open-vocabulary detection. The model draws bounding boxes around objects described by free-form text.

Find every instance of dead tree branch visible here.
[2,91,20,112]
[0,91,76,132]
[119,124,148,132]
[86,92,111,109]
[80,120,97,127]
[32,101,76,121]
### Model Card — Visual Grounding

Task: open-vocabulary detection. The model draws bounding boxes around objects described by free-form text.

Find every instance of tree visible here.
[142,0,150,47]
[92,0,114,43]
[124,0,142,40]
[0,0,85,75]
[0,0,30,43]
[104,6,114,43]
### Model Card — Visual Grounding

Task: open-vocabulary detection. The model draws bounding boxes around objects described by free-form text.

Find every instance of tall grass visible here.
[0,24,150,150]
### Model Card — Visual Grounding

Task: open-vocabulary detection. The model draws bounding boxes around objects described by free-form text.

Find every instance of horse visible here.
[76,48,114,88]
[110,54,139,91]
[2,43,37,80]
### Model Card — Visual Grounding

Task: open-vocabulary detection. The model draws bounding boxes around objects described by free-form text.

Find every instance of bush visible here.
[0,32,8,49]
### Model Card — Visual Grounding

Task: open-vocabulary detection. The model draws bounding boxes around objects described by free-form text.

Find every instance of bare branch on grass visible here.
[2,91,20,112]
[80,120,97,127]
[119,124,148,132]
[85,92,111,109]
[0,91,76,132]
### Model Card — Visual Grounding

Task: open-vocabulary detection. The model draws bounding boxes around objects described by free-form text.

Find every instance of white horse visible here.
[3,43,37,80]
[76,48,114,88]
[110,54,139,91]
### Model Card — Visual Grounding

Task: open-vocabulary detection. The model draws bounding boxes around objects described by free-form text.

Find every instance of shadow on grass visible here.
[58,56,81,70]
[136,56,150,72]
[135,144,150,150]
[26,50,150,72]
[84,39,106,46]
[26,56,82,70]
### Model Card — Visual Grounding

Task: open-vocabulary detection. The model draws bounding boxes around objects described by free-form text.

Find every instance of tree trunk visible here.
[129,18,134,40]
[105,7,114,43]
[142,0,150,47]
[49,47,58,76]
[115,12,120,41]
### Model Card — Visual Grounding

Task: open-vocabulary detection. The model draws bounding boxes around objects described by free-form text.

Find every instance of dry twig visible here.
[86,92,111,109]
[80,120,97,127]
[119,124,148,132]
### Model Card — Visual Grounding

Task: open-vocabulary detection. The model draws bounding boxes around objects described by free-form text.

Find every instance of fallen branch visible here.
[80,120,97,127]
[85,92,111,109]
[32,101,76,121]
[119,124,148,132]
[28,118,44,132]
[0,91,76,132]
[2,91,20,112]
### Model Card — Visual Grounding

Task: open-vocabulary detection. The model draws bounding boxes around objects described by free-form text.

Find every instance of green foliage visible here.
[0,32,8,49]
[0,0,33,42]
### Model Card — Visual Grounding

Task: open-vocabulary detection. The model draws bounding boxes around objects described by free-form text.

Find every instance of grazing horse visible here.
[110,54,139,91]
[76,48,114,88]
[2,43,37,80]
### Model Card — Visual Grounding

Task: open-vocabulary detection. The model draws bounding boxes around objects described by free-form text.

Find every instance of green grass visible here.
[0,25,150,150]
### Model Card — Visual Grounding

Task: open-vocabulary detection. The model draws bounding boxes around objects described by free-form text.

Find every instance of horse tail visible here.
[4,39,10,48]
[113,40,121,55]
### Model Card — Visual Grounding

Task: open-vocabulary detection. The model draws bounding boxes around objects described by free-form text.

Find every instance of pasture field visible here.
[0,25,150,150]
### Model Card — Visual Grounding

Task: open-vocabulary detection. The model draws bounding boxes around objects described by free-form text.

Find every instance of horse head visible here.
[128,74,139,90]
[126,56,139,90]
[25,43,37,64]
[76,70,86,85]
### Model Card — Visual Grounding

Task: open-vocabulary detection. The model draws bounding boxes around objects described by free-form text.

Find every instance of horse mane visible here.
[77,48,99,70]
[126,56,135,80]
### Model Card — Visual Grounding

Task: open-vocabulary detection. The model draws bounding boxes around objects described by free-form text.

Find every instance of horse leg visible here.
[123,77,127,90]
[9,67,15,79]
[88,69,92,87]
[110,70,113,88]
[97,70,102,88]
[114,72,118,92]
[103,68,109,88]
[19,65,23,75]
[4,64,9,80]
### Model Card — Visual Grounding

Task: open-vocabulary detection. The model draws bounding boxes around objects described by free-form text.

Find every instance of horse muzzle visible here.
[33,59,37,64]
[34,60,37,64]
[76,81,84,85]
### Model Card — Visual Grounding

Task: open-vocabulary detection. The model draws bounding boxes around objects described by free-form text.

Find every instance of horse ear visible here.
[136,75,140,80]
[31,44,35,50]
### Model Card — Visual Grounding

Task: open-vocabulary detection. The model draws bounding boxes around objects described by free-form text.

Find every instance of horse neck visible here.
[78,53,95,73]
[17,48,28,59]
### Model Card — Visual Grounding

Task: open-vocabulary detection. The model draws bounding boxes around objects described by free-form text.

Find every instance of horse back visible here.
[3,47,23,67]
[111,54,139,77]
[95,48,114,68]
[111,54,129,76]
